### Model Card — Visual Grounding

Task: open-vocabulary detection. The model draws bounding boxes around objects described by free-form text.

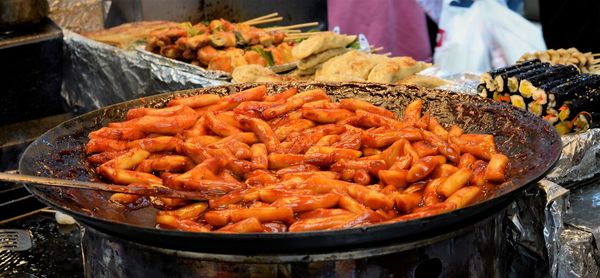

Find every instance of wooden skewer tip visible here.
[265,22,319,31]
[246,17,284,26]
[242,12,279,24]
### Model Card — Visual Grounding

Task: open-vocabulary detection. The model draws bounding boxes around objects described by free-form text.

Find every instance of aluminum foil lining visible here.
[505,179,569,277]
[546,128,600,186]
[565,182,600,241]
[61,30,228,113]
[418,67,480,95]
[48,0,105,33]
[557,226,600,278]
[558,180,600,277]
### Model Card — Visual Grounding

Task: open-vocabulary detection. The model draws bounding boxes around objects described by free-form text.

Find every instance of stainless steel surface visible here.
[0,229,32,251]
[0,212,83,277]
[82,212,508,277]
[0,19,65,129]
[0,172,215,201]
[0,0,49,28]
[0,18,61,50]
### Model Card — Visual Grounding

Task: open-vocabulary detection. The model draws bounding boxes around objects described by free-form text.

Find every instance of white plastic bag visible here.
[433,0,546,74]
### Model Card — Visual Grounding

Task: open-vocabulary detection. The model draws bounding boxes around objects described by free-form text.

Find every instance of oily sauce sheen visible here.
[84,85,509,233]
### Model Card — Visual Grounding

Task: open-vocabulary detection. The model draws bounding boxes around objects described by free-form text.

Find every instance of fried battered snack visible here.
[291,32,357,60]
[518,48,600,74]
[144,19,294,73]
[86,85,509,233]
[367,57,431,84]
[231,64,289,83]
[315,50,388,82]
[83,21,180,49]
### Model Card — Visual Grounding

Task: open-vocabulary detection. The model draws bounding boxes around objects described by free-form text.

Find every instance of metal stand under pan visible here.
[81,211,509,278]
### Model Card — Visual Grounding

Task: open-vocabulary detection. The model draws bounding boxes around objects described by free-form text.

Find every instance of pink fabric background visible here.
[327,0,432,61]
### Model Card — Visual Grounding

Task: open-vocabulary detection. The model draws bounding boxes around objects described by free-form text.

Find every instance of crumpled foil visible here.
[505,180,569,278]
[546,128,600,186]
[419,67,480,95]
[61,30,228,113]
[556,181,600,277]
[48,0,105,33]
[557,226,600,277]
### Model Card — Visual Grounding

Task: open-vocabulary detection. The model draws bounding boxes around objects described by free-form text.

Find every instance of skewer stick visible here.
[247,17,284,26]
[0,172,218,201]
[381,52,392,57]
[285,31,325,37]
[286,33,316,37]
[283,30,301,34]
[284,37,314,42]
[242,12,279,24]
[371,47,384,53]
[284,35,317,40]
[265,22,319,31]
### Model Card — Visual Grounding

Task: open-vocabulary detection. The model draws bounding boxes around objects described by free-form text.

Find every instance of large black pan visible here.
[19,82,561,254]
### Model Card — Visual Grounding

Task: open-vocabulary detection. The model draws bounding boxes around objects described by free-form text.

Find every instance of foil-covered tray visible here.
[61,30,228,113]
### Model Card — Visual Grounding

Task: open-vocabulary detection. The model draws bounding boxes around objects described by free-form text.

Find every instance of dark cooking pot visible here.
[18,82,562,254]
[0,0,49,29]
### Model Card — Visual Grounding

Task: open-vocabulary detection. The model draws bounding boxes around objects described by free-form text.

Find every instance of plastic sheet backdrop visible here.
[61,30,228,113]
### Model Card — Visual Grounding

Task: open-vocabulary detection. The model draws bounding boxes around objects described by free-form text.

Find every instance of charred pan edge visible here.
[19,82,562,253]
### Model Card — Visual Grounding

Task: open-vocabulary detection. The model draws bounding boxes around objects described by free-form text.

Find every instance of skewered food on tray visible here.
[291,32,357,60]
[144,19,295,73]
[85,85,510,233]
[83,21,180,49]
[233,50,434,86]
[518,48,600,74]
[478,59,600,134]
